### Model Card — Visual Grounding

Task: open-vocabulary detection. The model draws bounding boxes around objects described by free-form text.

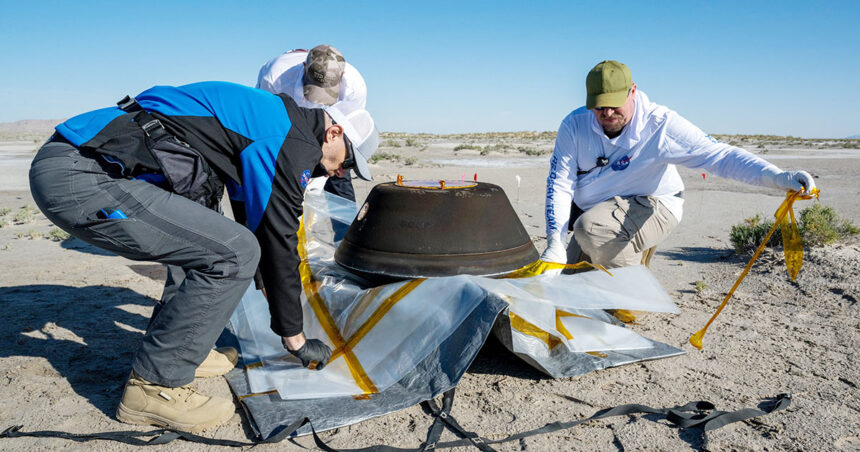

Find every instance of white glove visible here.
[540,232,568,264]
[761,167,816,194]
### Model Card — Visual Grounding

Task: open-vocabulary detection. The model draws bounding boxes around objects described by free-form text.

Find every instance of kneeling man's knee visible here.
[572,208,614,252]
[223,229,261,280]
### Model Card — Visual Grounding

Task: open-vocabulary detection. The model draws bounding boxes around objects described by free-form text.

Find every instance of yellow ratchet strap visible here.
[690,188,819,350]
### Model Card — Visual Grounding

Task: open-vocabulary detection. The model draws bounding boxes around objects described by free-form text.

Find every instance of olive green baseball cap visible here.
[586,60,632,109]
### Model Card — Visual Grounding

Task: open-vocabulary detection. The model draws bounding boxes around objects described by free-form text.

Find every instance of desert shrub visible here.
[729,214,781,252]
[404,138,421,147]
[16,229,44,240]
[798,204,860,246]
[729,205,858,252]
[517,146,549,156]
[0,218,9,228]
[48,228,71,241]
[486,143,512,152]
[13,206,38,224]
[694,280,707,295]
[381,139,401,148]
[454,144,481,151]
[0,207,12,216]
[369,152,400,163]
[403,157,417,166]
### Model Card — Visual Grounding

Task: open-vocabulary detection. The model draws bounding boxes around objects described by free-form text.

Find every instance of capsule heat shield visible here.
[335,181,538,283]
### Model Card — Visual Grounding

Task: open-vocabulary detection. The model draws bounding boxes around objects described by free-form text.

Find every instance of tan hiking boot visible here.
[116,371,234,433]
[194,347,239,378]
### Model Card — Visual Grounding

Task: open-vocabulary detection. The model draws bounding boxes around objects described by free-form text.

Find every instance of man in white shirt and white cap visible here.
[542,60,817,269]
[257,45,368,210]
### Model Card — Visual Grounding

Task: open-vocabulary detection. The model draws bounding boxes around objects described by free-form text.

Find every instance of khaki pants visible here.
[568,195,679,269]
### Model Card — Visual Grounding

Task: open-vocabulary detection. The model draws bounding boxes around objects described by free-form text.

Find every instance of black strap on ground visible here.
[420,389,495,451]
[432,392,792,450]
[1,393,791,449]
[421,389,459,451]
[0,416,308,448]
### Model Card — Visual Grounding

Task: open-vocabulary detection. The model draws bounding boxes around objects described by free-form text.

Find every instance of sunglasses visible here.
[341,135,357,170]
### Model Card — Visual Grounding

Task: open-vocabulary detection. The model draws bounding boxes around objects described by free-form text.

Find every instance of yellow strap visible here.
[690,188,819,349]
[781,201,803,280]
[330,279,425,361]
[296,215,378,394]
[244,361,263,370]
[511,310,606,357]
[504,259,612,279]
[237,390,278,401]
[509,311,563,349]
[555,311,574,340]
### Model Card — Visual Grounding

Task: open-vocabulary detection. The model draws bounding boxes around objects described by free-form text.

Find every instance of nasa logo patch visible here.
[611,155,631,171]
[300,170,311,189]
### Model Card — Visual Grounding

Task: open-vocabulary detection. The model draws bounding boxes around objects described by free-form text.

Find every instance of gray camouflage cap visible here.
[302,45,346,106]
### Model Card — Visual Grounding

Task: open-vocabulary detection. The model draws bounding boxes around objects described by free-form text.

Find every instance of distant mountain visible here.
[847,135,860,139]
[0,119,64,135]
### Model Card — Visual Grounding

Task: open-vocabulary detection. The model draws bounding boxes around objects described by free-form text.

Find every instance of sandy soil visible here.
[0,129,858,451]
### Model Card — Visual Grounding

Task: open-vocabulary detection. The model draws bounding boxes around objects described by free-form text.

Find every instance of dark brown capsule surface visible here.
[335,181,538,283]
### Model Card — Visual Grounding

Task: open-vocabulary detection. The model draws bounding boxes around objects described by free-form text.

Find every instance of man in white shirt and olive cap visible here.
[542,60,817,269]
[257,45,367,212]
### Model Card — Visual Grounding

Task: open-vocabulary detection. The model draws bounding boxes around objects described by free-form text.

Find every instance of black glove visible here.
[288,338,332,370]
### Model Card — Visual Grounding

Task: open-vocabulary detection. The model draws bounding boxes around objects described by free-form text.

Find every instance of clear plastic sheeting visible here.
[231,276,485,399]
[227,183,684,438]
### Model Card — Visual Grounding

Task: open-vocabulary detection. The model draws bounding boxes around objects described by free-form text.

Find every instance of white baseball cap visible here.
[324,100,379,181]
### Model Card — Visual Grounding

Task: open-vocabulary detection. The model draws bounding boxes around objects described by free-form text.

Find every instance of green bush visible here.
[517,146,549,156]
[729,204,858,252]
[16,229,44,240]
[13,206,38,224]
[48,228,71,242]
[454,144,481,151]
[729,214,781,252]
[799,204,860,246]
[369,152,400,163]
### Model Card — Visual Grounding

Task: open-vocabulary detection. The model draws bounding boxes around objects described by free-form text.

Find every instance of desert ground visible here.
[0,121,858,451]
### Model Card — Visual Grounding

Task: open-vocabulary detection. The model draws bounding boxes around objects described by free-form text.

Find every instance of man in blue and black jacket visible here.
[29,81,379,432]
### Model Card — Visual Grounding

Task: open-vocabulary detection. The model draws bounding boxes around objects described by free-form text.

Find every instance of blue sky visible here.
[1,1,858,137]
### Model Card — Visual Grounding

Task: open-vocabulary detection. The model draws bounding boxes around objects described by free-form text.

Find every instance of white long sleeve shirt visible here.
[545,90,779,236]
[256,49,367,108]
